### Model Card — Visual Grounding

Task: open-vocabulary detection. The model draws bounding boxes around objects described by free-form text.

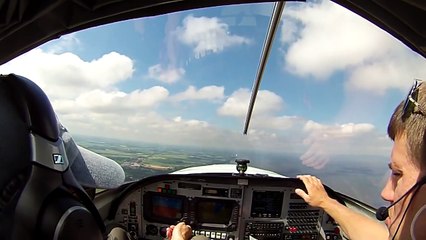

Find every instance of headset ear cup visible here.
[38,192,103,240]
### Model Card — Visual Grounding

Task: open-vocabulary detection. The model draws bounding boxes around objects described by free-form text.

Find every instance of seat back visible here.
[0,74,105,240]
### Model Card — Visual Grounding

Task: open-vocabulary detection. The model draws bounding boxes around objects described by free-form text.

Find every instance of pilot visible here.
[295,80,426,239]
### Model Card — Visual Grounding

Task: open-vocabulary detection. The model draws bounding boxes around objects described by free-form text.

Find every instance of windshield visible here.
[1,0,425,208]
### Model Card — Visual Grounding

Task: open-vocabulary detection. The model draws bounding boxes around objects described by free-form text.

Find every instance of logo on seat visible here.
[53,154,64,164]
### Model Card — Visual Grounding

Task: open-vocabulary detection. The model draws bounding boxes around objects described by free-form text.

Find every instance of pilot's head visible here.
[382,79,426,238]
[388,79,426,170]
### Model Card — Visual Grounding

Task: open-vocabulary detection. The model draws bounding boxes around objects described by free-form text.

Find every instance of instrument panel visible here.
[111,174,343,240]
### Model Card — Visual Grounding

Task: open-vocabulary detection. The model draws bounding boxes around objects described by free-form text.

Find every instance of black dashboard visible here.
[109,173,343,240]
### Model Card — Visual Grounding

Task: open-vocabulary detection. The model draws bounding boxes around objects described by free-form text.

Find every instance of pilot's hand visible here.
[167,222,192,240]
[295,175,331,208]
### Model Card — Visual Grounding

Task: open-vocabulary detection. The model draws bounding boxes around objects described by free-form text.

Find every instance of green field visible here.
[74,135,233,180]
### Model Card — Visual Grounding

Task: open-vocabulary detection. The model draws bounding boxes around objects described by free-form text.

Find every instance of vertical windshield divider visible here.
[243,1,285,134]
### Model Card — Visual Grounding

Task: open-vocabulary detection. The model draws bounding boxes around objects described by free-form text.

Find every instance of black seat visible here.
[0,74,104,240]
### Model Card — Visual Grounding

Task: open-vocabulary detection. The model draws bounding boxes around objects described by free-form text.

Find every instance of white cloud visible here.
[251,115,302,130]
[61,110,232,149]
[176,15,251,58]
[281,0,426,93]
[53,87,169,114]
[66,110,388,158]
[346,54,426,94]
[44,33,81,53]
[246,129,278,143]
[280,17,298,44]
[147,64,185,84]
[173,116,209,127]
[283,1,395,79]
[172,85,225,102]
[284,1,389,78]
[303,120,374,137]
[299,120,388,169]
[218,88,283,117]
[301,120,378,157]
[76,90,126,111]
[0,48,134,99]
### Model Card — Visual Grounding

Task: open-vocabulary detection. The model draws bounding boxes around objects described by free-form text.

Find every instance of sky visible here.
[1,0,425,170]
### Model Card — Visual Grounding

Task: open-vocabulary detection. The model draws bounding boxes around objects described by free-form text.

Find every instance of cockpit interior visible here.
[0,1,424,240]
[104,168,345,240]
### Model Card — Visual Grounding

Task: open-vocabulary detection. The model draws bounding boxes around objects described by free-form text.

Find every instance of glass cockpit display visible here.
[144,192,238,227]
[195,198,235,224]
[251,191,284,218]
[152,195,183,219]
[143,192,186,224]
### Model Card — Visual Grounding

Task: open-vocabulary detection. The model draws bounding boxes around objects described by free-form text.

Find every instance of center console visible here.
[112,174,342,240]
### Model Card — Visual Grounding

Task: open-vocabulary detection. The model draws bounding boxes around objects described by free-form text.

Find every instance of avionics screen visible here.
[151,195,183,220]
[196,199,234,224]
[251,191,284,218]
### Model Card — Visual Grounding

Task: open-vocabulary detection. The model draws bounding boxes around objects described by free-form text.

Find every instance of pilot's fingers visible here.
[296,175,329,207]
[297,175,316,185]
[294,188,309,202]
[297,175,321,184]
[183,225,192,239]
[167,225,175,239]
[167,229,171,240]
[295,175,314,199]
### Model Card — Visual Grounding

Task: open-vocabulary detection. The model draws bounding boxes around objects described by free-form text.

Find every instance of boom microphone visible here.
[376,206,389,221]
[376,176,426,221]
[376,200,403,221]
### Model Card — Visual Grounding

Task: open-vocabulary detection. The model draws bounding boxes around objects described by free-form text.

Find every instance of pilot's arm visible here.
[295,175,389,240]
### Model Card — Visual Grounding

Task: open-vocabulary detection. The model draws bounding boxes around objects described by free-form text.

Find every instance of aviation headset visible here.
[0,74,105,240]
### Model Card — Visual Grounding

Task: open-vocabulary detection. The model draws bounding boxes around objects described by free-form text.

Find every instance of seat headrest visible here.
[0,74,58,140]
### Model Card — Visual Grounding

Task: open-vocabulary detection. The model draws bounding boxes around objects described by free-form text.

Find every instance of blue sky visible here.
[1,0,425,170]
